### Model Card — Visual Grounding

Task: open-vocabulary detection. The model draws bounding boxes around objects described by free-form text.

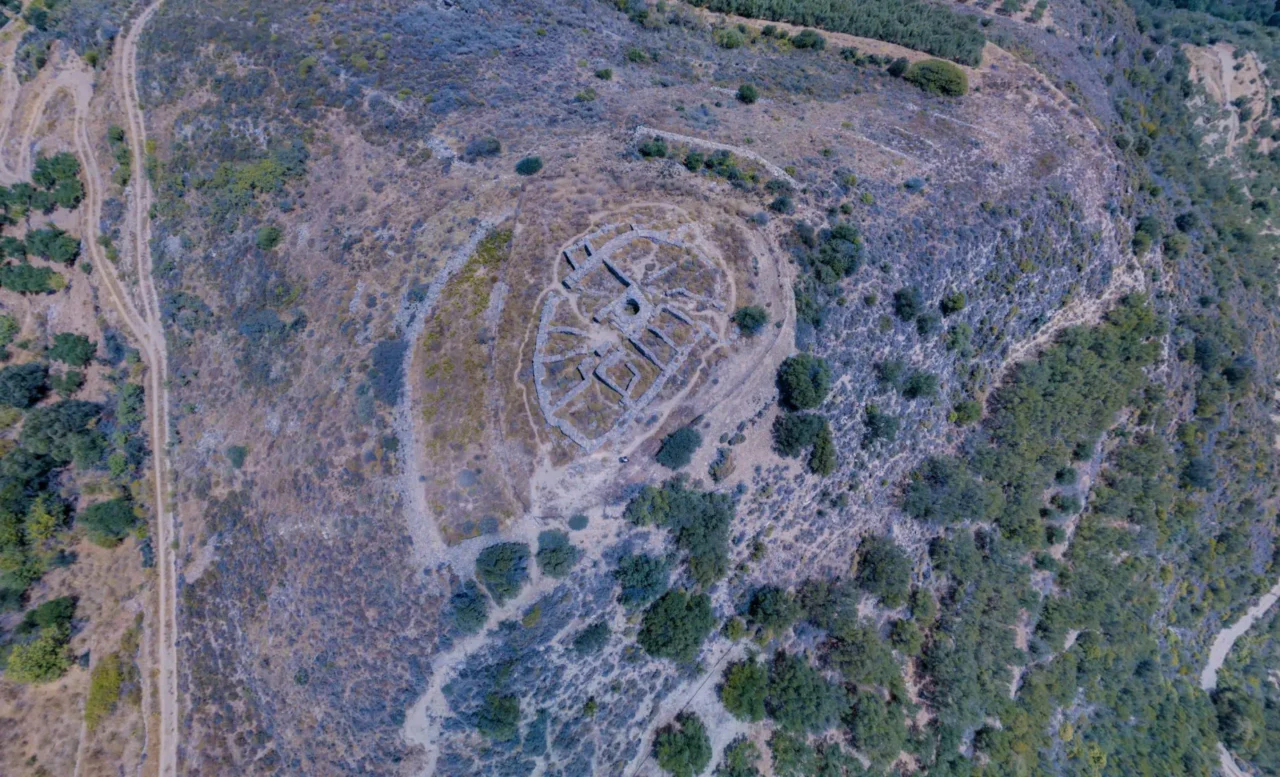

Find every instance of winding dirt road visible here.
[66,2,177,773]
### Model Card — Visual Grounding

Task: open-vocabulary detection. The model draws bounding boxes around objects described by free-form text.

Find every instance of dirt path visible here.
[1199,578,1280,777]
[113,5,180,776]
[59,1,177,774]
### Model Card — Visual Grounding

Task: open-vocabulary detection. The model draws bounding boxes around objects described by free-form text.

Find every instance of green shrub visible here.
[80,498,137,547]
[226,445,248,469]
[737,83,759,104]
[18,596,76,634]
[450,580,488,634]
[656,427,702,469]
[638,136,668,158]
[85,652,124,730]
[614,552,670,608]
[888,56,910,77]
[720,658,769,721]
[791,29,826,49]
[653,711,712,777]
[0,263,63,293]
[715,27,746,48]
[47,332,96,367]
[50,369,84,398]
[476,693,520,740]
[952,399,983,425]
[572,620,611,654]
[902,370,938,400]
[776,354,831,410]
[464,137,501,160]
[21,399,102,462]
[0,362,48,408]
[766,651,849,732]
[595,67,613,80]
[904,59,969,96]
[749,585,798,632]
[535,529,580,577]
[475,542,530,604]
[5,625,72,683]
[732,305,768,335]
[892,286,923,320]
[855,535,910,607]
[515,156,543,176]
[638,589,715,662]
[255,225,283,250]
[567,513,588,530]
[862,404,898,447]
[25,226,80,264]
[940,291,966,316]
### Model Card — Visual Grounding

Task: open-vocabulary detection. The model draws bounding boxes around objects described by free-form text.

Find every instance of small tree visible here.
[450,581,489,634]
[732,305,768,335]
[572,620,611,654]
[0,362,48,408]
[255,225,282,250]
[904,59,968,96]
[476,693,520,740]
[776,354,832,410]
[5,625,72,683]
[515,156,543,176]
[791,29,826,50]
[807,423,837,476]
[614,552,670,608]
[720,658,769,721]
[887,57,910,77]
[638,589,715,662]
[80,498,137,547]
[656,427,702,469]
[536,529,580,578]
[475,542,530,605]
[47,332,96,367]
[749,585,798,632]
[855,535,910,608]
[892,286,923,321]
[653,711,712,777]
[737,83,759,104]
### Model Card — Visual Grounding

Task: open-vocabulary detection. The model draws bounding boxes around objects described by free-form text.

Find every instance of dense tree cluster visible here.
[776,353,831,410]
[624,478,735,585]
[474,542,530,605]
[613,552,670,608]
[637,589,715,662]
[686,0,986,65]
[653,711,712,777]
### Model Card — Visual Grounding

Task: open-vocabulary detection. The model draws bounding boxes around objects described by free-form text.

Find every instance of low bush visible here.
[732,305,768,335]
[535,530,580,577]
[474,542,530,604]
[80,498,137,547]
[904,59,968,96]
[656,427,702,469]
[515,156,543,176]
